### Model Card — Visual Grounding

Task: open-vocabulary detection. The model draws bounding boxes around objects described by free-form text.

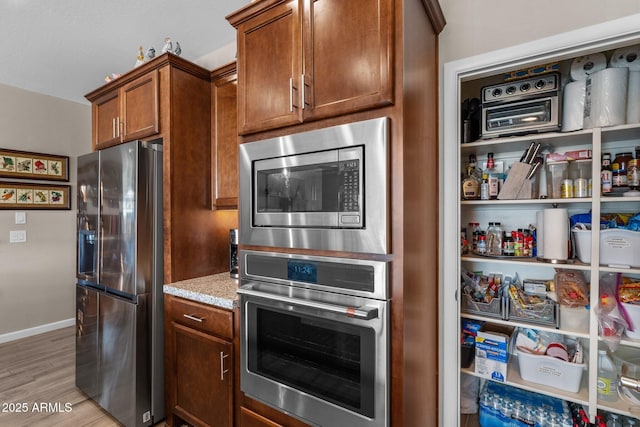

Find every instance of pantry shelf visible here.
[461,312,589,339]
[460,255,592,271]
[460,198,593,206]
[460,357,590,406]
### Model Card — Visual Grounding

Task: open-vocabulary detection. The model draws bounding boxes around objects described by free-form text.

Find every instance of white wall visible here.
[438,0,640,65]
[0,83,90,339]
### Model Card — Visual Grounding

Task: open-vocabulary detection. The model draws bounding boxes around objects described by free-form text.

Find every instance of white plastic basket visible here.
[572,228,640,268]
[517,351,586,393]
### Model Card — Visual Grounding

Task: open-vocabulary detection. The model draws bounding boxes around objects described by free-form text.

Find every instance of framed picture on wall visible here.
[0,181,71,210]
[0,149,69,182]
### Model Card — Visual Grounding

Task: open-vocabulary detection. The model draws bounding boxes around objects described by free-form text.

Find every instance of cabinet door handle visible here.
[289,77,294,113]
[301,74,306,110]
[183,313,205,323]
[220,352,230,381]
[112,118,117,139]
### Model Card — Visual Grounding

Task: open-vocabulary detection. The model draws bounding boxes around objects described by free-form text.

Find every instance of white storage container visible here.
[623,302,640,340]
[560,306,589,333]
[517,351,586,393]
[572,228,640,268]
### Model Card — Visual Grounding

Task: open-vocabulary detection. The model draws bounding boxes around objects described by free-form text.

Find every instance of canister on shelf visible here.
[574,178,589,198]
[561,178,574,198]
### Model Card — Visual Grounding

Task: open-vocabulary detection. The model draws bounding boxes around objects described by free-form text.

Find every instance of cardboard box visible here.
[475,324,514,382]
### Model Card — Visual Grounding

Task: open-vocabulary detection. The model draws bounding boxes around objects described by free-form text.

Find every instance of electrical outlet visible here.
[9,230,26,243]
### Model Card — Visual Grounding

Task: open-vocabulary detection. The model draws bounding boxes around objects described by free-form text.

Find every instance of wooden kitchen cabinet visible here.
[86,53,217,284]
[239,407,284,427]
[227,0,445,424]
[91,69,159,150]
[211,62,239,209]
[165,294,234,427]
[228,0,393,135]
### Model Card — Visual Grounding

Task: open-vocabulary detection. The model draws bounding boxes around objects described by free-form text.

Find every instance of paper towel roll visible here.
[609,46,640,123]
[542,208,568,261]
[562,80,586,132]
[536,211,544,257]
[570,53,607,81]
[627,71,640,124]
[609,45,640,71]
[583,67,628,129]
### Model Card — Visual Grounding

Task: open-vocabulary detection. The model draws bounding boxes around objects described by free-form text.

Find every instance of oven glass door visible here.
[484,97,553,132]
[253,146,363,228]
[240,286,388,426]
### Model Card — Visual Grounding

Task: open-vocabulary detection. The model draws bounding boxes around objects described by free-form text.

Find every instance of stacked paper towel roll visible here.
[536,211,545,257]
[562,80,586,132]
[583,67,628,129]
[540,208,569,261]
[610,45,640,124]
[563,54,607,132]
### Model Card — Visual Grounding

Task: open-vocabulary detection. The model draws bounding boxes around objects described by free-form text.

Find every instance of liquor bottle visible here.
[601,152,613,194]
[484,152,500,199]
[462,154,481,199]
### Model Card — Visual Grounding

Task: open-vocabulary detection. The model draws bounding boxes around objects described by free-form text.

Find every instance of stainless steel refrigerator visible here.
[75,139,164,427]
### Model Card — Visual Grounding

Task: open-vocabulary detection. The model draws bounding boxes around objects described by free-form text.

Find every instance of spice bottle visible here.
[480,174,490,200]
[601,153,613,194]
[476,234,487,254]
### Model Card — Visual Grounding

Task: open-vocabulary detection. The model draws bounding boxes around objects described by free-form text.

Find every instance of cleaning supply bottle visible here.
[597,349,619,402]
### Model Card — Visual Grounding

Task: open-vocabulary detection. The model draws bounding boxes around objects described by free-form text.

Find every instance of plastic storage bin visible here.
[461,293,504,319]
[572,228,640,268]
[560,305,589,333]
[517,350,586,393]
[506,297,559,328]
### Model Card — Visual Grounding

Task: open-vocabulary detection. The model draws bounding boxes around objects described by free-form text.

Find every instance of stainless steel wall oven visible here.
[238,250,389,427]
[239,117,389,254]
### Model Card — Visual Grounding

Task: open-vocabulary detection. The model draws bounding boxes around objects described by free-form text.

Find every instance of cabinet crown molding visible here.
[85,52,210,102]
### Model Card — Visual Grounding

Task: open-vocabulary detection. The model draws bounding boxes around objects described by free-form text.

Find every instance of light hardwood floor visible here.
[0,326,166,427]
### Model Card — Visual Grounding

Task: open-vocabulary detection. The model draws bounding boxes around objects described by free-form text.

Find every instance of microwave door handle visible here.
[237,288,379,320]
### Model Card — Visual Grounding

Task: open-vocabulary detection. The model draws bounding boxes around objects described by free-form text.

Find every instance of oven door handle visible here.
[237,288,379,320]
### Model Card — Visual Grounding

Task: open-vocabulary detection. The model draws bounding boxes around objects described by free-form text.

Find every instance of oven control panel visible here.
[482,73,559,104]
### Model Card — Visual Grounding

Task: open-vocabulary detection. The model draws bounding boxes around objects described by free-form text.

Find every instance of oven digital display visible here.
[287,260,317,283]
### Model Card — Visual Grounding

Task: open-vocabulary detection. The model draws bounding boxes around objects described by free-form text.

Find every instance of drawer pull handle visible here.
[183,313,205,323]
[220,352,230,381]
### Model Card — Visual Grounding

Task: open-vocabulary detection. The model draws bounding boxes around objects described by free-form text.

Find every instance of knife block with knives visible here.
[498,142,543,200]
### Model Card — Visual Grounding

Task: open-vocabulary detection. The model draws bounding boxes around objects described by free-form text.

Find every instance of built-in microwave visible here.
[239,117,389,254]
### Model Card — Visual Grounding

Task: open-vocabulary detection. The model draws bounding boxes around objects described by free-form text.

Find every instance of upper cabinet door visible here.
[93,90,120,150]
[120,69,159,142]
[303,0,393,121]
[235,0,303,135]
[212,63,239,208]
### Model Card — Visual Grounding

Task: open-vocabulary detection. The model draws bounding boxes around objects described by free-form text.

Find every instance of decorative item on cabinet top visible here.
[0,149,69,182]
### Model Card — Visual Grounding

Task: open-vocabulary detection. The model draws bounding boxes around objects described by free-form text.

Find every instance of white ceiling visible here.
[0,0,249,104]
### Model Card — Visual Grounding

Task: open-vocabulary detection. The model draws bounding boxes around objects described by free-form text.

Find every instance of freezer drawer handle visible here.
[183,313,205,323]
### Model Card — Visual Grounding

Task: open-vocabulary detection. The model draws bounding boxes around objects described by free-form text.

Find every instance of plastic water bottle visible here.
[598,349,619,402]
[608,413,623,427]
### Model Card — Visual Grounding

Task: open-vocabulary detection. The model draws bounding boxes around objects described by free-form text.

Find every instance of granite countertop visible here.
[163,272,239,310]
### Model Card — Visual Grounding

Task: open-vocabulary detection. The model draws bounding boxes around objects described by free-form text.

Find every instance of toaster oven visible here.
[481,73,561,138]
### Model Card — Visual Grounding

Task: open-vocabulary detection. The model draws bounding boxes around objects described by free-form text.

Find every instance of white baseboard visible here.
[0,318,75,344]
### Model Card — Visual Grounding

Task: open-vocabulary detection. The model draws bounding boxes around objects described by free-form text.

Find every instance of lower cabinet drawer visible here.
[165,295,233,339]
[240,407,284,427]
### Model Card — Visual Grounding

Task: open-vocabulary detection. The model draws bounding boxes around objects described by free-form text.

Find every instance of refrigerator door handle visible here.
[182,314,205,323]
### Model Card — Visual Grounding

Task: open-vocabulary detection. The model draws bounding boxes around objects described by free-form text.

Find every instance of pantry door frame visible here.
[440,13,640,426]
